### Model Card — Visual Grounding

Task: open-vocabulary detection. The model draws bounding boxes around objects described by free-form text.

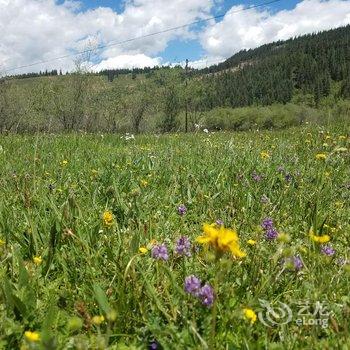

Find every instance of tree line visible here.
[199,25,350,109]
[0,25,349,133]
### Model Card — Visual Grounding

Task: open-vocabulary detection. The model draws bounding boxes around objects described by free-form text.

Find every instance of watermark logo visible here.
[258,299,293,327]
[295,301,332,328]
[258,299,332,328]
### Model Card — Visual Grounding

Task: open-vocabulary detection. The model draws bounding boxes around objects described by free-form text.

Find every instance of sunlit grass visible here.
[0,125,349,349]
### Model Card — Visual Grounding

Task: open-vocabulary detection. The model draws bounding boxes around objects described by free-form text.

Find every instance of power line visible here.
[3,0,283,74]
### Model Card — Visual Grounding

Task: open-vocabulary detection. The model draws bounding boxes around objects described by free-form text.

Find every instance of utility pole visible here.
[185,58,188,133]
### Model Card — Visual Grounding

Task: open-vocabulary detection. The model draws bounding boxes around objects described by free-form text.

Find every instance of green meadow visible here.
[0,125,349,349]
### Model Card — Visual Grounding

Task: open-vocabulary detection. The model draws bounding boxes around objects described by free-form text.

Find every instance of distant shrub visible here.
[201,104,328,131]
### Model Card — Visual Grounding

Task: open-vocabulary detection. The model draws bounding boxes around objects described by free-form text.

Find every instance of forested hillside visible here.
[199,25,350,108]
[1,25,349,133]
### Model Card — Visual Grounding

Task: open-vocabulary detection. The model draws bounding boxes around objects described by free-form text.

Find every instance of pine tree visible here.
[340,77,350,99]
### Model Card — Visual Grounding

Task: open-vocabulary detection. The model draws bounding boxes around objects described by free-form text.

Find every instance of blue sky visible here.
[79,0,302,63]
[81,0,299,62]
[81,0,300,12]
[73,0,299,63]
[1,0,350,74]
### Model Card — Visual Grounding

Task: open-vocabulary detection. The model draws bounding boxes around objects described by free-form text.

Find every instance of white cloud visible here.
[173,57,224,69]
[0,0,214,74]
[93,54,162,70]
[1,0,350,75]
[200,0,350,61]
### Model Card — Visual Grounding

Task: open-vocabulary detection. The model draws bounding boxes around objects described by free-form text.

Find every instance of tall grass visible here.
[0,125,349,349]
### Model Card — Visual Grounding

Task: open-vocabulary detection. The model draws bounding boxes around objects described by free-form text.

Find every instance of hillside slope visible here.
[197,25,350,108]
[1,26,350,133]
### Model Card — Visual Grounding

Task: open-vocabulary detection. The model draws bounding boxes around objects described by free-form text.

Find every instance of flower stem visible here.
[210,260,220,348]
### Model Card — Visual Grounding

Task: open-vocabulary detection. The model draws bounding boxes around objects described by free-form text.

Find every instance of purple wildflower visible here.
[283,256,303,271]
[152,244,169,261]
[265,228,278,240]
[175,236,191,257]
[149,341,158,350]
[285,173,293,182]
[184,275,201,296]
[261,217,274,230]
[252,171,262,182]
[216,219,224,226]
[337,258,348,266]
[261,217,279,240]
[177,204,187,216]
[321,245,335,256]
[198,284,215,307]
[293,256,304,271]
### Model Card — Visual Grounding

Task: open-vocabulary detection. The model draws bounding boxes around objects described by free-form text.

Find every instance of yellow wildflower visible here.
[24,331,40,342]
[247,239,256,246]
[140,179,148,187]
[92,315,105,325]
[33,256,42,266]
[0,238,5,246]
[243,308,257,324]
[260,151,270,160]
[309,228,330,244]
[61,160,68,166]
[106,310,117,322]
[139,247,148,254]
[312,235,330,243]
[102,211,114,227]
[315,153,327,161]
[196,224,246,258]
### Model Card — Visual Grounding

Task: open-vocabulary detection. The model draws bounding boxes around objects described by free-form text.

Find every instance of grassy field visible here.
[0,125,349,349]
